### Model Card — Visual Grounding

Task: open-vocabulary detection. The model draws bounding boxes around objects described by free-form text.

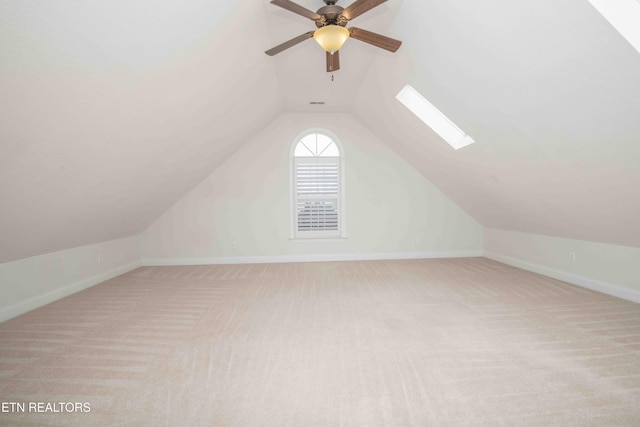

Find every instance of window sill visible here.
[289,237,348,243]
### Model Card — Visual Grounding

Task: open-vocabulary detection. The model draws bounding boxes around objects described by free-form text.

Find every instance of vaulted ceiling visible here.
[1,0,639,263]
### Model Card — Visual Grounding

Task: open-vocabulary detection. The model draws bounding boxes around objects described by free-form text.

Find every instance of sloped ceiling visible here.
[0,0,281,262]
[353,0,640,248]
[1,0,639,262]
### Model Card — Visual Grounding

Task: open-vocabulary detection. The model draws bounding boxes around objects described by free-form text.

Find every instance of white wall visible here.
[0,235,140,322]
[484,228,640,302]
[141,113,483,263]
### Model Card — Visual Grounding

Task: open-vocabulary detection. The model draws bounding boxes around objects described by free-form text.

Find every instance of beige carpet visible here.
[1,258,640,426]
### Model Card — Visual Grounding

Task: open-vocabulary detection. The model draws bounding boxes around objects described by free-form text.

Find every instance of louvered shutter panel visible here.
[295,157,340,235]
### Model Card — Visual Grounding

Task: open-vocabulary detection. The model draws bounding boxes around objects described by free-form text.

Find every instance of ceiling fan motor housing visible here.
[316,5,348,27]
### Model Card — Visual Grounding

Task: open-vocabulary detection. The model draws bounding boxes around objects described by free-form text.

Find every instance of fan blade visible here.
[326,51,340,72]
[342,0,387,21]
[270,0,321,21]
[348,27,401,52]
[265,31,315,56]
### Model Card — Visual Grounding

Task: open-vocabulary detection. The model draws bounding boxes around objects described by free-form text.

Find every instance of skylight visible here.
[587,0,640,55]
[395,84,475,150]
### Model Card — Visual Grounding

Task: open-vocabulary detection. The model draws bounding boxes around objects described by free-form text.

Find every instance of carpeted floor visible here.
[1,257,640,426]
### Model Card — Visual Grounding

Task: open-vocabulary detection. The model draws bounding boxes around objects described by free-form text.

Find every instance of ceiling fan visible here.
[265,0,402,72]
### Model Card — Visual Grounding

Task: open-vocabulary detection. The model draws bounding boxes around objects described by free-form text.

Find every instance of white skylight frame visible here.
[587,0,640,55]
[395,84,475,150]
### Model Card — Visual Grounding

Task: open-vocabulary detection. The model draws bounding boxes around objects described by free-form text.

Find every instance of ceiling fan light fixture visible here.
[313,25,350,53]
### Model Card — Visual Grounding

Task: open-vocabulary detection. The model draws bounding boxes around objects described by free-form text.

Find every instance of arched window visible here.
[291,131,345,239]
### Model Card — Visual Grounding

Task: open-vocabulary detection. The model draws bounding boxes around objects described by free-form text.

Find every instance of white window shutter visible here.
[295,158,340,234]
[291,133,343,239]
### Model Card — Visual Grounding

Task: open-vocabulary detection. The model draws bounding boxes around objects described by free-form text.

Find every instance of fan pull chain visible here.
[331,72,334,82]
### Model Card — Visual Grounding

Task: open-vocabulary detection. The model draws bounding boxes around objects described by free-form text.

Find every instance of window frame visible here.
[289,129,346,240]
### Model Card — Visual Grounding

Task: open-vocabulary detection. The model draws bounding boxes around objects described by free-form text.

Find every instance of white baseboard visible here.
[484,252,640,304]
[142,250,483,266]
[0,261,141,323]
